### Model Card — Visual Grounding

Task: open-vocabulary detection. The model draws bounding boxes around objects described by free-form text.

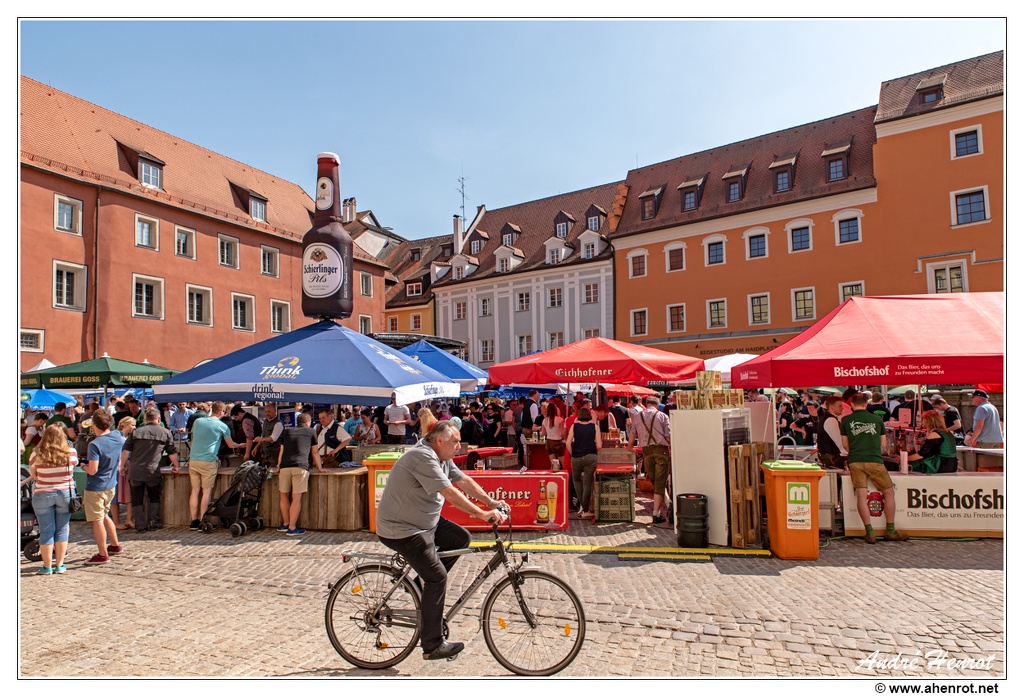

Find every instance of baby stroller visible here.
[21,465,41,562]
[199,459,267,537]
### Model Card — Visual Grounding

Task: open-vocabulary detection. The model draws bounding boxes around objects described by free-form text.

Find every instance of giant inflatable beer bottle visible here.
[301,152,354,319]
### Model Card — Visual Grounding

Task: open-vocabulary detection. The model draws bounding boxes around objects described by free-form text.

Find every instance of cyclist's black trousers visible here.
[378,517,471,652]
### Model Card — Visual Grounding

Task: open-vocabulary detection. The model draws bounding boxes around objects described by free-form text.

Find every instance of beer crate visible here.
[486,453,519,470]
[595,476,635,523]
[597,448,636,465]
[726,442,769,548]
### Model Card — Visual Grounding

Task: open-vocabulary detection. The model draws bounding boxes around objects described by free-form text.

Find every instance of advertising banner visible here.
[442,471,569,531]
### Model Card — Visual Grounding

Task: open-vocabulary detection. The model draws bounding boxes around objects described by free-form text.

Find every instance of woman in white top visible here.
[542,402,565,469]
[25,425,78,574]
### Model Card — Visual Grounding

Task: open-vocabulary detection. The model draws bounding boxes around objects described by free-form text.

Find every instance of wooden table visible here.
[161,465,368,531]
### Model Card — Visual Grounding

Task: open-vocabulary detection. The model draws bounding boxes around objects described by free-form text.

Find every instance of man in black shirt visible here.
[276,412,323,535]
[791,401,819,446]
[866,392,891,422]
[120,408,178,531]
[609,397,629,432]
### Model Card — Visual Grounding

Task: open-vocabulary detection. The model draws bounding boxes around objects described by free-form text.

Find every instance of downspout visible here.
[93,186,101,359]
[609,243,616,340]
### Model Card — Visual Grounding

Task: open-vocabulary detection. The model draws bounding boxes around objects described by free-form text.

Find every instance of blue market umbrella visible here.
[20,388,77,410]
[399,339,488,392]
[153,320,460,406]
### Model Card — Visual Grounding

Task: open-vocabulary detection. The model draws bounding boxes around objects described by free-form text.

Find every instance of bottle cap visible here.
[317,152,341,164]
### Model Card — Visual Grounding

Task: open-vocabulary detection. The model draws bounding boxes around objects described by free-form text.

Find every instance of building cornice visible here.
[874,96,1003,138]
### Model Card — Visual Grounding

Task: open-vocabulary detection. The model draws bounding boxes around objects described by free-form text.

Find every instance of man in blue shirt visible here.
[83,409,124,565]
[187,401,241,530]
[966,390,1003,449]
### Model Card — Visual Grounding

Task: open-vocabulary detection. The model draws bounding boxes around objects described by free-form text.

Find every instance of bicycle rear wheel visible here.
[324,564,421,669]
[482,570,586,676]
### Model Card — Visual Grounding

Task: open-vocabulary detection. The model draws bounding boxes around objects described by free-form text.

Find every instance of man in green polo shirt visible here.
[45,402,76,440]
[841,393,909,545]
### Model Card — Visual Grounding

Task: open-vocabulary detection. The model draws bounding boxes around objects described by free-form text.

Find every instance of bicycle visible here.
[324,507,586,676]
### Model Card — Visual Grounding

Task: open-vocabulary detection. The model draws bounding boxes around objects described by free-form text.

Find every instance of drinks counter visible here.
[442,470,569,531]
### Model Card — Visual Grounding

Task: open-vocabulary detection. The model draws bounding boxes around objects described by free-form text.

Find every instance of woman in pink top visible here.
[26,425,78,574]
[542,402,566,469]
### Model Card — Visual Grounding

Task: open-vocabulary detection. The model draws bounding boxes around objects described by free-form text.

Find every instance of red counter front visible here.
[443,470,569,531]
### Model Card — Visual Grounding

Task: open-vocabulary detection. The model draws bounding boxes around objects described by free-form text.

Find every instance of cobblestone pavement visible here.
[18,513,1004,680]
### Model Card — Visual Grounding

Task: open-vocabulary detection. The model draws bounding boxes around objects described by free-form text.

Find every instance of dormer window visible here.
[916,74,946,105]
[722,167,748,203]
[470,239,482,255]
[769,155,796,194]
[250,195,267,222]
[140,159,163,189]
[442,244,453,257]
[582,242,596,259]
[587,216,599,231]
[502,234,513,246]
[639,186,665,220]
[498,257,510,273]
[453,265,464,281]
[407,281,423,297]
[548,249,560,265]
[556,222,568,238]
[822,144,851,182]
[727,181,741,202]
[677,175,705,212]
[411,249,421,262]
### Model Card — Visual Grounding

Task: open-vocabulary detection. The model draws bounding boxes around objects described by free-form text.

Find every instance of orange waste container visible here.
[760,460,826,560]
[364,452,405,533]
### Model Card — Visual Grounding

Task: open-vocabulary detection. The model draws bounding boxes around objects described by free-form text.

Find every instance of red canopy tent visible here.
[731,293,1004,388]
[487,337,704,386]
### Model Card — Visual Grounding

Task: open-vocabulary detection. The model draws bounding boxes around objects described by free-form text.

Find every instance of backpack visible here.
[463,417,484,446]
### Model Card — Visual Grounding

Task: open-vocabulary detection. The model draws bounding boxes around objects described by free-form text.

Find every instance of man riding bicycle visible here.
[375,420,507,661]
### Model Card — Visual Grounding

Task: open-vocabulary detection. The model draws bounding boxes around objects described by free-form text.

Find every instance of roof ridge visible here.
[878,50,1003,86]
[483,180,623,215]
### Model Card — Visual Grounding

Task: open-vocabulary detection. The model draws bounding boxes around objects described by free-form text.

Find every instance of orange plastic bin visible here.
[760,460,826,560]
[364,451,405,533]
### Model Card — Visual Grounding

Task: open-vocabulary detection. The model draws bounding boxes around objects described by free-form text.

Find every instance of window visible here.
[53,261,86,311]
[186,285,212,326]
[454,265,464,281]
[455,347,468,361]
[667,246,685,271]
[667,304,685,332]
[583,328,600,339]
[583,282,599,304]
[261,246,280,277]
[682,189,697,211]
[587,216,600,231]
[454,301,467,320]
[749,294,769,325]
[631,309,648,336]
[556,222,568,238]
[789,225,812,252]
[548,287,563,308]
[359,315,372,334]
[840,282,864,303]
[497,257,510,273]
[793,288,815,321]
[232,293,255,331]
[411,314,422,331]
[54,194,83,234]
[828,158,845,181]
[707,241,724,265]
[517,292,531,312]
[642,198,656,220]
[480,298,492,316]
[748,234,766,258]
[442,245,453,257]
[132,274,164,319]
[775,170,791,193]
[707,299,727,329]
[20,329,44,352]
[727,180,741,203]
[480,339,494,363]
[921,88,941,104]
[411,249,421,262]
[950,125,983,159]
[838,218,859,244]
[135,214,159,250]
[360,272,373,297]
[931,263,966,294]
[470,239,481,255]
[628,250,647,278]
[548,248,561,265]
[389,317,399,332]
[271,300,290,333]
[502,233,513,246]
[582,242,596,259]
[175,227,195,259]
[548,331,563,349]
[219,234,239,268]
[407,282,423,297]
[518,335,533,357]
[250,196,267,222]
[140,159,163,189]
[954,190,988,225]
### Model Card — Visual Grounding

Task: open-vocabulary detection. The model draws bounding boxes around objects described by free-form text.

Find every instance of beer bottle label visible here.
[302,244,345,298]
[315,177,334,211]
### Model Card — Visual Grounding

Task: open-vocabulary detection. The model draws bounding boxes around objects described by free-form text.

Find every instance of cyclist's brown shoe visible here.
[423,641,465,660]
[884,529,910,541]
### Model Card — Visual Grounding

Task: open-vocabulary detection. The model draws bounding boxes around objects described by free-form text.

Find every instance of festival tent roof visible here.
[731,293,1004,388]
[487,337,703,386]
[21,356,178,390]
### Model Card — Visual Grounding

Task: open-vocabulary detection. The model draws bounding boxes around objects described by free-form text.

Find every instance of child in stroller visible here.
[20,465,42,562]
[199,459,267,537]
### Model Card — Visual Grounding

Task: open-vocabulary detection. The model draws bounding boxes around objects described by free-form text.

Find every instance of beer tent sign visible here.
[731,293,1004,388]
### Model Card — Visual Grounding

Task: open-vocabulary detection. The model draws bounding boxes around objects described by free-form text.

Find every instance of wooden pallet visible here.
[726,443,768,548]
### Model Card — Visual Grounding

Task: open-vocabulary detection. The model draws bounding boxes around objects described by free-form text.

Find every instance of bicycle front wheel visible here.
[324,564,421,669]
[482,570,586,676]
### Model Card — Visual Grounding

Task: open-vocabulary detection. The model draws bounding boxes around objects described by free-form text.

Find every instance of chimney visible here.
[453,214,464,252]
[349,197,356,223]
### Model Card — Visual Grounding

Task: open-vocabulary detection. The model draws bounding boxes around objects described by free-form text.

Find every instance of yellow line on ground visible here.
[617,553,712,562]
[468,541,771,557]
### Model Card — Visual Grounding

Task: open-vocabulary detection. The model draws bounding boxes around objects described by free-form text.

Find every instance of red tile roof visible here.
[875,51,1004,124]
[384,233,453,308]
[611,106,878,239]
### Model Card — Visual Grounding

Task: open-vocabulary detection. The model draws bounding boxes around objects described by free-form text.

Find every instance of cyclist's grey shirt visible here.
[376,439,465,539]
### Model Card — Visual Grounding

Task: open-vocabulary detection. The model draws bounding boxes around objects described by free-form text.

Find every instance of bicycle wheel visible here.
[324,564,421,669]
[482,570,586,676]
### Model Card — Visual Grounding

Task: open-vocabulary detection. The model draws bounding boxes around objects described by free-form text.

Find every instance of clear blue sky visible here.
[19,19,1005,240]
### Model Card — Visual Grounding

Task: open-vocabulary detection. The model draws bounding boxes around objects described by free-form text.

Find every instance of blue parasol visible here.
[20,388,78,410]
[399,339,488,392]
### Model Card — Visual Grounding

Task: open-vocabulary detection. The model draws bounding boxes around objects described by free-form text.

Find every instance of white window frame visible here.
[832,209,864,247]
[548,248,561,265]
[583,282,599,304]
[555,222,568,238]
[135,213,159,251]
[664,242,686,272]
[470,239,482,255]
[250,196,267,222]
[388,316,399,332]
[231,293,256,332]
[53,260,87,312]
[627,249,648,278]
[53,194,83,235]
[583,328,600,339]
[360,272,373,297]
[175,226,196,259]
[582,242,596,259]
[949,124,984,160]
[497,256,510,273]
[261,245,280,277]
[140,159,163,189]
[411,313,422,332]
[270,299,291,334]
[949,185,991,228]
[548,331,564,349]
[838,281,865,304]
[517,334,533,357]
[132,273,165,320]
[407,282,423,297]
[747,293,771,326]
[480,339,494,363]
[702,234,727,267]
[785,219,815,254]
[20,329,45,353]
[516,292,531,312]
[792,287,816,322]
[454,301,467,320]
[186,284,213,327]
[926,260,969,294]
[548,287,563,308]
[587,216,600,231]
[454,265,464,281]
[630,308,649,337]
[480,297,492,317]
[218,234,240,268]
[359,315,373,335]
[742,227,770,260]
[666,303,686,333]
[706,298,728,329]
